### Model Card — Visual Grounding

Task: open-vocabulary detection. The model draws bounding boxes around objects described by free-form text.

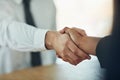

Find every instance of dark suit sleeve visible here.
[96,36,112,68]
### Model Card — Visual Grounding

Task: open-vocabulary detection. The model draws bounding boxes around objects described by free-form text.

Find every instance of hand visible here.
[62,27,101,55]
[45,31,90,65]
[60,27,87,36]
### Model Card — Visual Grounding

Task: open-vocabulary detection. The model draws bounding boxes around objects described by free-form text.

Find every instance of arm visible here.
[62,27,116,68]
[0,20,48,51]
[61,27,101,55]
[45,31,90,65]
[0,2,48,51]
[0,20,91,65]
[0,2,90,65]
[0,17,91,66]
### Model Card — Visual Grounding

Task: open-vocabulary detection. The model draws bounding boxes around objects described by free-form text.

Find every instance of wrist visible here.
[45,31,59,50]
[87,37,101,55]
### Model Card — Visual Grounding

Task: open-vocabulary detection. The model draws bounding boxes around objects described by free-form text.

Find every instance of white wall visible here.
[54,0,113,37]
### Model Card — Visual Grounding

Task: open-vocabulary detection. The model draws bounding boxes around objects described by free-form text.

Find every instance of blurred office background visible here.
[54,0,113,79]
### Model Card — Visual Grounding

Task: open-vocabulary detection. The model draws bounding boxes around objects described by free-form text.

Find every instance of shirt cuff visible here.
[34,29,48,51]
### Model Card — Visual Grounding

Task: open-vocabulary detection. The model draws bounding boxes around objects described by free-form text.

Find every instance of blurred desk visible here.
[0,58,105,80]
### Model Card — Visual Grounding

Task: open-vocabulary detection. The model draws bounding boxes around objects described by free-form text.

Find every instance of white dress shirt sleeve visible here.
[0,1,49,52]
[0,20,48,52]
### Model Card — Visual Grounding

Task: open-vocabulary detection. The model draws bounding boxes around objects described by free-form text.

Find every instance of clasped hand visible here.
[45,27,101,65]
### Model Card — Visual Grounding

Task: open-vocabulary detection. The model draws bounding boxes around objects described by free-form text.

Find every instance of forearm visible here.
[73,36,101,56]
[85,36,101,55]
[0,20,48,51]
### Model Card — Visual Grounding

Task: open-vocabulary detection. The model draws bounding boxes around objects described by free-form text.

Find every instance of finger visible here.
[57,52,69,62]
[67,30,91,59]
[65,30,90,60]
[64,29,91,60]
[67,29,82,46]
[67,57,77,65]
[59,27,70,34]
[67,49,82,65]
[62,57,68,62]
[57,44,81,65]
[59,29,65,34]
[67,40,90,60]
[63,48,80,65]
[76,48,91,60]
[57,55,62,58]
[72,27,87,36]
[62,27,71,33]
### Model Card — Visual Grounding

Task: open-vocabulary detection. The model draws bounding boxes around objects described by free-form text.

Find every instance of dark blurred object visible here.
[23,0,42,66]
[106,0,120,79]
[96,0,120,80]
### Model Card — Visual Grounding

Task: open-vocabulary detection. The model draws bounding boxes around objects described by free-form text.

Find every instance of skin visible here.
[45,31,90,65]
[61,27,101,55]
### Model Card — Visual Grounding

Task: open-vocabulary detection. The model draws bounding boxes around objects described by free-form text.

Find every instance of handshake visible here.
[45,27,101,65]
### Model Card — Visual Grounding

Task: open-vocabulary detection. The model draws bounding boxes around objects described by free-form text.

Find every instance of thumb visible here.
[59,27,70,34]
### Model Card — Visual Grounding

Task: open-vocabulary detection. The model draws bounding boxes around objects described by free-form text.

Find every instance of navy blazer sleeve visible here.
[96,36,112,68]
[96,34,120,69]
